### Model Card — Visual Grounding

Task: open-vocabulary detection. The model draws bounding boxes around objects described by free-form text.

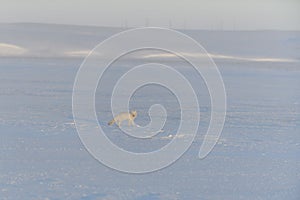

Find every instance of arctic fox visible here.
[108,110,137,127]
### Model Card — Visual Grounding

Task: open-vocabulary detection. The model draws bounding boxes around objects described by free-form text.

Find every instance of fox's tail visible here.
[108,119,115,126]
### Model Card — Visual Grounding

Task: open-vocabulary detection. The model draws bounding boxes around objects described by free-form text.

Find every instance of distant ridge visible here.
[3,22,300,32]
[0,22,299,63]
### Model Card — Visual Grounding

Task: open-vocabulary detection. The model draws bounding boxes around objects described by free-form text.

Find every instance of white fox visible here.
[108,110,137,127]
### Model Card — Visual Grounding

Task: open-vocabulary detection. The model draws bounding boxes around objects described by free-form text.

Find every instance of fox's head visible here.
[131,110,137,118]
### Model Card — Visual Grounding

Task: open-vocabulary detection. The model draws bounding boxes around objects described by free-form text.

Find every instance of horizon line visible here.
[2,22,300,32]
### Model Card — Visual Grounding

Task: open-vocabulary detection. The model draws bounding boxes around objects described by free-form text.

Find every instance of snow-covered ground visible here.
[0,24,300,199]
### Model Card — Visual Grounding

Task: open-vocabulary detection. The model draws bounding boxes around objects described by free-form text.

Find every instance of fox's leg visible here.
[130,119,135,126]
[117,120,121,128]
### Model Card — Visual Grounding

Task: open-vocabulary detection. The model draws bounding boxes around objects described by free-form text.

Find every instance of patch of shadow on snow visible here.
[134,193,161,200]
[80,193,106,200]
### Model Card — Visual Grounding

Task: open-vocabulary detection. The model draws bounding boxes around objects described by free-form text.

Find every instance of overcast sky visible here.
[1,0,300,30]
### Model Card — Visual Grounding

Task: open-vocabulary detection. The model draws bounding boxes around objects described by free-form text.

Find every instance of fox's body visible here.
[108,110,137,127]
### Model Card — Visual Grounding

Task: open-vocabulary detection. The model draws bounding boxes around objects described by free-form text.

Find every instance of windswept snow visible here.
[0,43,27,56]
[0,24,299,200]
